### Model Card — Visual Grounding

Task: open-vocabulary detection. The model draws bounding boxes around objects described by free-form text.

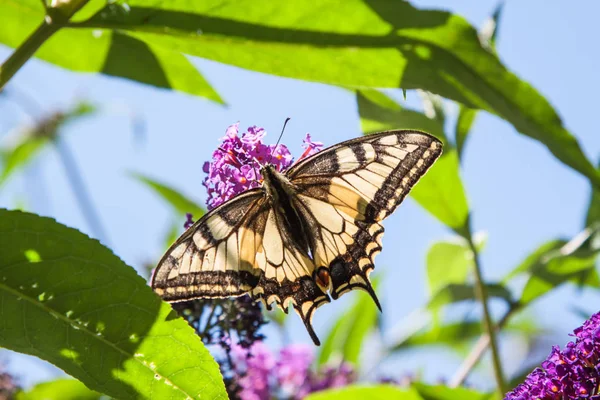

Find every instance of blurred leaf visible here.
[72,0,600,189]
[306,385,423,400]
[318,280,380,366]
[0,209,226,399]
[413,383,491,400]
[16,378,102,400]
[390,320,483,352]
[426,235,487,294]
[454,107,477,159]
[131,172,206,218]
[0,1,223,103]
[356,90,469,231]
[506,239,600,305]
[585,161,600,249]
[428,282,512,310]
[0,102,97,187]
[0,136,49,186]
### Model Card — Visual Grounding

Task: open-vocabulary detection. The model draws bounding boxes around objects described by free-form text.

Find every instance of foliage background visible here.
[1,0,599,398]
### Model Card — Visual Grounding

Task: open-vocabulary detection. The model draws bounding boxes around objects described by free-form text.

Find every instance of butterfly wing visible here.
[286,130,443,304]
[151,189,269,300]
[249,207,330,345]
[151,187,330,344]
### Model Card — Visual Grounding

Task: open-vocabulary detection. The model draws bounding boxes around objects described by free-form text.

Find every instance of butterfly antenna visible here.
[268,117,291,165]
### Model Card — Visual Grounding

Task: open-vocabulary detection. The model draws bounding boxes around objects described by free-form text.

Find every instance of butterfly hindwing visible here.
[288,130,443,304]
[151,189,268,301]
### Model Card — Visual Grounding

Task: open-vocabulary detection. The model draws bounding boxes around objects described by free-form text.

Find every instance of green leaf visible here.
[0,209,226,399]
[428,282,513,310]
[585,161,600,249]
[356,90,469,231]
[131,172,206,218]
[80,0,600,188]
[413,383,491,400]
[454,106,477,159]
[318,280,380,366]
[306,385,423,400]
[0,135,49,187]
[389,320,483,352]
[0,1,223,103]
[426,239,474,294]
[16,378,102,400]
[506,239,600,305]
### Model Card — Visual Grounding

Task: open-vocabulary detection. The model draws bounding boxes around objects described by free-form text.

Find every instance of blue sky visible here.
[1,0,600,391]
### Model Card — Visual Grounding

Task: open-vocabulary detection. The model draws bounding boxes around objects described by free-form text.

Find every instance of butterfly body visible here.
[152,130,442,345]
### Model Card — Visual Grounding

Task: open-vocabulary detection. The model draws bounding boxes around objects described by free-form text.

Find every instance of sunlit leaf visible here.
[15,378,102,400]
[73,0,600,189]
[0,209,226,399]
[505,239,600,305]
[306,385,423,400]
[131,172,205,218]
[318,279,380,366]
[0,1,223,102]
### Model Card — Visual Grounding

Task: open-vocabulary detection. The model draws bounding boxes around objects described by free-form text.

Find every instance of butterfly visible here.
[151,130,442,345]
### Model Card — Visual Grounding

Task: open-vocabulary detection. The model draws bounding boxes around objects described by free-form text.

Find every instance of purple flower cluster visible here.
[505,311,600,399]
[201,123,323,210]
[230,342,356,400]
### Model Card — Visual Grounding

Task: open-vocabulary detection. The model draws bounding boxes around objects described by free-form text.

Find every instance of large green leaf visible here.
[356,90,469,231]
[306,385,423,400]
[71,0,600,188]
[389,320,482,352]
[0,209,226,399]
[131,172,206,219]
[585,162,600,250]
[318,281,380,366]
[16,379,102,400]
[505,239,600,305]
[0,1,223,103]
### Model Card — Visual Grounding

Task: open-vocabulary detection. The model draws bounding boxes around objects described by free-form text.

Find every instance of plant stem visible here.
[467,230,506,394]
[54,138,111,246]
[0,20,59,91]
[450,305,517,387]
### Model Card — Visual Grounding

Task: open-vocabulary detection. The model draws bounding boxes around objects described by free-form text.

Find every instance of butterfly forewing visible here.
[288,130,443,304]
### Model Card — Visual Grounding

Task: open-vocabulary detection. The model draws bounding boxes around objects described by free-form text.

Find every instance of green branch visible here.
[0,0,91,90]
[0,19,59,90]
[466,223,506,394]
